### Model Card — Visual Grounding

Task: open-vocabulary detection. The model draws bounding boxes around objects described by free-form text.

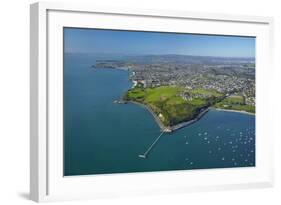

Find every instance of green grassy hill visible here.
[124,86,223,126]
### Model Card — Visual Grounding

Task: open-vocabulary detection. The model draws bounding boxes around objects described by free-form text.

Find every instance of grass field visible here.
[189,88,222,97]
[213,95,255,113]
[124,86,223,126]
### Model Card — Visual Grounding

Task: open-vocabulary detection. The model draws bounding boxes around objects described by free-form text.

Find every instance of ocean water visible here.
[64,53,255,176]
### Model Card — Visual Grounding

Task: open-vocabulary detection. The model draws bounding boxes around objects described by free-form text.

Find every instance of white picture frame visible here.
[30,1,274,202]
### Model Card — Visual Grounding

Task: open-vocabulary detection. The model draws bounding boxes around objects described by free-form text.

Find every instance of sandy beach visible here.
[212,107,255,116]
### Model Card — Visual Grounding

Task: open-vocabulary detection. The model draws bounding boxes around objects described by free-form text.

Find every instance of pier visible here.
[138,131,165,159]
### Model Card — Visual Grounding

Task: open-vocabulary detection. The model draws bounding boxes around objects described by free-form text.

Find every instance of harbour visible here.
[64,53,256,176]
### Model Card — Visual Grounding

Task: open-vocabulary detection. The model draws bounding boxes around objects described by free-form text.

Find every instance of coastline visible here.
[169,108,209,131]
[121,70,255,131]
[128,100,209,132]
[127,101,255,133]
[212,107,255,116]
[128,101,168,131]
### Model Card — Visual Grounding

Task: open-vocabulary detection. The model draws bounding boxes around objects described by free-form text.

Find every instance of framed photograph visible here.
[30,2,274,202]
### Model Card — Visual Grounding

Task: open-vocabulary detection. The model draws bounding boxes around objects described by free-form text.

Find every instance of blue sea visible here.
[64,53,255,176]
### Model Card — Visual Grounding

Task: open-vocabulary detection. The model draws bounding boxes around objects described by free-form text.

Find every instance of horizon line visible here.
[64,52,255,59]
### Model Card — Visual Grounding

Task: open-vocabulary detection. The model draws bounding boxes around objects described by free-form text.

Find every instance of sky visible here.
[64,27,255,58]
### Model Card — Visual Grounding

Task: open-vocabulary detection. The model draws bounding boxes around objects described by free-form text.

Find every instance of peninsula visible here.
[93,55,255,132]
[123,86,224,132]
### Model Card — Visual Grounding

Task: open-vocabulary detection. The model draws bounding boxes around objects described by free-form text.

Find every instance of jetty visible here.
[138,131,165,159]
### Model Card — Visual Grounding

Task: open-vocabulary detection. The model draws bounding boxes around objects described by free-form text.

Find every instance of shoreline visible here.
[119,73,255,131]
[169,108,210,131]
[127,100,210,133]
[127,101,255,132]
[128,101,168,132]
[212,107,255,116]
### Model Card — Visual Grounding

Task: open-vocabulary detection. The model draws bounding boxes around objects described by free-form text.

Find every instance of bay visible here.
[64,53,255,176]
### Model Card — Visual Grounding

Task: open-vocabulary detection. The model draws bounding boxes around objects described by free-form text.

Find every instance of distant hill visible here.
[126,54,255,65]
